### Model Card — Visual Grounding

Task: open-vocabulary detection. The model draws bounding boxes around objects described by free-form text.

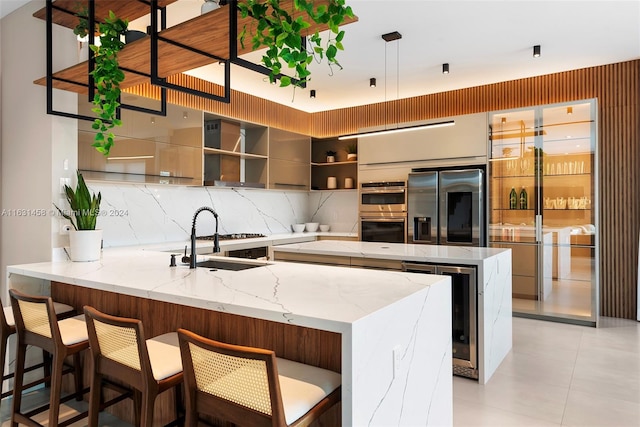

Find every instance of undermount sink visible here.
[196,259,267,271]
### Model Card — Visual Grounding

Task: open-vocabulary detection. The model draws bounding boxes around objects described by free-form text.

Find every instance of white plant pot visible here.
[347,153,357,161]
[78,42,89,62]
[326,155,335,163]
[68,229,103,262]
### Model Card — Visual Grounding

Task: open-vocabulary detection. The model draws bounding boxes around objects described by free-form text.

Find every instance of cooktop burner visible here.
[197,233,266,241]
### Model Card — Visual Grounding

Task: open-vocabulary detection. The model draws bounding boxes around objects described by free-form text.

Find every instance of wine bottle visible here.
[509,187,518,209]
[519,186,528,210]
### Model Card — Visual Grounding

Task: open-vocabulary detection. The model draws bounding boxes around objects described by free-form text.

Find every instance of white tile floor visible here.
[2,316,639,426]
[454,317,640,426]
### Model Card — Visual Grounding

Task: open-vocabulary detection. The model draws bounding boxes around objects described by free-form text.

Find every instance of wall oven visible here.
[360,213,407,244]
[359,181,407,213]
[360,181,407,243]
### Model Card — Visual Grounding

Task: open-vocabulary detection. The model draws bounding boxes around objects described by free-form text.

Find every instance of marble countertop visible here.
[7,246,444,333]
[272,240,509,265]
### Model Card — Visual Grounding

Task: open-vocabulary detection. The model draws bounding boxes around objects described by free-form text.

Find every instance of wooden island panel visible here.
[51,281,341,371]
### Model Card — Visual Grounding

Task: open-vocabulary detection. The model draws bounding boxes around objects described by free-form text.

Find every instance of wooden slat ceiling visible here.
[33,0,358,94]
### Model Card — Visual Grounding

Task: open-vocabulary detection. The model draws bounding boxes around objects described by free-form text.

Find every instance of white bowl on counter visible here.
[291,224,305,233]
[319,224,330,232]
[305,222,319,232]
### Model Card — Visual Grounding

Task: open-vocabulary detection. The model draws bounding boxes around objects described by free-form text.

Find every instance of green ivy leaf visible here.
[326,44,338,60]
[280,76,291,87]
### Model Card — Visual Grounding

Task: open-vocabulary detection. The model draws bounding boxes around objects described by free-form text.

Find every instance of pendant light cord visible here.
[384,40,388,130]
[396,38,400,130]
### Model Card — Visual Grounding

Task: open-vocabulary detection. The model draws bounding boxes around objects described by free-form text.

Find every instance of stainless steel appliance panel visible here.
[401,261,478,379]
[360,214,407,244]
[359,181,407,214]
[407,172,438,244]
[439,169,484,246]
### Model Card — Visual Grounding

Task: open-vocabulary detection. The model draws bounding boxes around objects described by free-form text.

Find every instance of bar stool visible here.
[83,305,184,427]
[177,328,341,427]
[0,299,75,408]
[9,288,89,427]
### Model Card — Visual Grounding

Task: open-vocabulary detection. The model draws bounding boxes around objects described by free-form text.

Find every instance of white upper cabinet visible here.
[359,113,488,165]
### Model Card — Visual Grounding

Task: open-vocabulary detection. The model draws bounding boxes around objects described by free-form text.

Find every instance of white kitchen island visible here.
[6,247,452,426]
[272,240,513,385]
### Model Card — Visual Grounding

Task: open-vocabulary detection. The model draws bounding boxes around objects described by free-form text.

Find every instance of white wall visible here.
[1,1,78,297]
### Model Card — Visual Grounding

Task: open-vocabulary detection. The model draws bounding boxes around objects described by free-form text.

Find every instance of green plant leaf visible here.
[280,76,292,87]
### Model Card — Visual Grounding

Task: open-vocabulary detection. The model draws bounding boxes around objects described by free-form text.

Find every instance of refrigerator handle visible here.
[535,214,542,242]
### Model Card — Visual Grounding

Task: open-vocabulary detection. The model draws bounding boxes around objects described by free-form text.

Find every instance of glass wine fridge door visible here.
[489,100,598,326]
[539,101,598,324]
[401,262,478,379]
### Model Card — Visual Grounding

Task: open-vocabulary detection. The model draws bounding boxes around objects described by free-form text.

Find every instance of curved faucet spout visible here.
[190,206,220,269]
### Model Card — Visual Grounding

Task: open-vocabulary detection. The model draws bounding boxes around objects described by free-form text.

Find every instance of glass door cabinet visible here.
[488,100,598,326]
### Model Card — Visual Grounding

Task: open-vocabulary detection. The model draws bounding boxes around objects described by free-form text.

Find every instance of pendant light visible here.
[339,31,455,140]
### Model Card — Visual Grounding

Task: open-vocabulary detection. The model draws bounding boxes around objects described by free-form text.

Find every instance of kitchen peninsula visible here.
[272,240,513,384]
[7,246,452,426]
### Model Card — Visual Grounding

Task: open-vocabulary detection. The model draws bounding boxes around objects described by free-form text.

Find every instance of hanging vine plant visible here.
[89,11,128,156]
[237,0,354,87]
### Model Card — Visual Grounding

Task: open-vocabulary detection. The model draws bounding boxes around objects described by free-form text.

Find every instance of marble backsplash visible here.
[87,183,358,247]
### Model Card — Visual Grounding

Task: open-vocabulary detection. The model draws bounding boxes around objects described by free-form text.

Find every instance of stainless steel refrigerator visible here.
[407,168,485,246]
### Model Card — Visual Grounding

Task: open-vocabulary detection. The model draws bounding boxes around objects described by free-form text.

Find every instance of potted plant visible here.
[54,171,103,262]
[326,150,336,162]
[237,0,354,88]
[345,142,357,161]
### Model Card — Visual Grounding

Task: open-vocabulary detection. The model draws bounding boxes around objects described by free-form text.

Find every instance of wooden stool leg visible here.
[73,352,83,400]
[133,389,142,427]
[48,353,65,427]
[11,342,27,427]
[42,349,51,388]
[174,382,184,420]
[0,334,8,399]
[140,391,157,427]
[88,371,103,427]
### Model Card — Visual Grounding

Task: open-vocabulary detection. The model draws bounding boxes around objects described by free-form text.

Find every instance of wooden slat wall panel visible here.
[125,74,312,135]
[129,61,639,319]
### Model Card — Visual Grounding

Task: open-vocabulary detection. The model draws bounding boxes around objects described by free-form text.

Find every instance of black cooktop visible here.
[197,233,266,241]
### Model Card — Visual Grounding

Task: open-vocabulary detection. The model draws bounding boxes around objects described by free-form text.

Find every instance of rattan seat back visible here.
[178,328,341,427]
[84,306,183,427]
